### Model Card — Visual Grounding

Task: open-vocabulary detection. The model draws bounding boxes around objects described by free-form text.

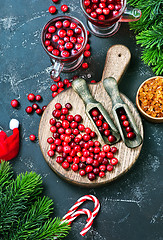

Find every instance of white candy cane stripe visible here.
[63,195,100,220]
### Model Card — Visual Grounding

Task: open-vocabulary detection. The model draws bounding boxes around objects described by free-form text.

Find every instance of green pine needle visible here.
[128,0,163,75]
[0,162,70,240]
[0,161,13,190]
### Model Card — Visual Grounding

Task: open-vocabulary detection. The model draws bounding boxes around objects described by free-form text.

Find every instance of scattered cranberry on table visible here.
[29,134,36,141]
[46,102,119,181]
[27,93,35,101]
[11,99,19,108]
[61,4,68,12]
[49,5,57,14]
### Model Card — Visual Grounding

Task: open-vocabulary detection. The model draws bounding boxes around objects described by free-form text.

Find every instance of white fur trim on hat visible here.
[9,119,19,130]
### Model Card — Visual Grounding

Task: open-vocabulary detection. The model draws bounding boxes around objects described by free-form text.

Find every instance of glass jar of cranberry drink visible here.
[81,0,141,37]
[41,16,88,79]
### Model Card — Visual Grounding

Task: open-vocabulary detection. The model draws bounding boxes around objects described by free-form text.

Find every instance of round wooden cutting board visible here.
[39,45,143,187]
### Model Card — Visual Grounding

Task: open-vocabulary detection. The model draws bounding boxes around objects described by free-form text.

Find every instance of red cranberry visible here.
[91,11,97,18]
[70,121,78,129]
[55,121,62,128]
[99,151,106,158]
[48,26,56,33]
[64,135,71,143]
[94,147,100,154]
[50,143,56,151]
[102,158,109,165]
[104,130,111,136]
[70,22,77,29]
[106,152,113,159]
[92,160,99,167]
[67,29,74,37]
[11,99,19,108]
[35,95,42,101]
[110,158,118,165]
[62,120,70,128]
[52,35,59,42]
[51,84,58,92]
[70,36,77,43]
[127,132,136,139]
[26,106,33,114]
[27,93,35,101]
[55,21,63,28]
[49,118,56,125]
[60,115,66,121]
[65,103,72,109]
[63,79,69,85]
[90,131,96,138]
[32,103,39,110]
[64,36,70,42]
[88,173,96,181]
[52,92,58,98]
[107,164,114,171]
[79,162,86,169]
[63,20,70,28]
[75,27,82,34]
[67,115,74,122]
[93,168,100,175]
[98,14,105,20]
[84,0,91,7]
[36,108,42,115]
[88,140,94,147]
[120,115,127,121]
[29,134,36,141]
[50,126,57,133]
[96,8,103,14]
[108,4,115,10]
[47,150,55,157]
[103,8,110,15]
[85,43,90,50]
[110,146,117,153]
[58,88,64,93]
[94,141,100,147]
[54,138,61,145]
[73,129,79,135]
[102,144,110,152]
[56,146,63,153]
[79,169,86,176]
[56,156,64,164]
[58,29,67,38]
[78,124,85,131]
[86,157,93,164]
[99,165,106,172]
[61,108,69,115]
[46,33,52,39]
[96,120,102,127]
[84,50,91,57]
[61,4,68,12]
[47,137,54,144]
[42,106,47,111]
[58,127,65,134]
[126,126,133,132]
[66,156,73,163]
[49,5,57,14]
[65,128,72,135]
[71,164,78,172]
[82,62,89,69]
[62,161,70,169]
[99,171,105,178]
[53,132,59,138]
[108,135,116,143]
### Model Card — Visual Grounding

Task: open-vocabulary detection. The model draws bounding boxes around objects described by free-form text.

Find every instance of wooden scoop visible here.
[72,78,120,145]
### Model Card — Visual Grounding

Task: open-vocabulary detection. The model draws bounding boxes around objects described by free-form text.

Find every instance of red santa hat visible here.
[0,119,19,162]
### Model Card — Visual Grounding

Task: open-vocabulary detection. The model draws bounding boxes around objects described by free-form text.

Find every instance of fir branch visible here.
[0,172,43,233]
[128,0,163,75]
[0,162,70,240]
[0,161,13,190]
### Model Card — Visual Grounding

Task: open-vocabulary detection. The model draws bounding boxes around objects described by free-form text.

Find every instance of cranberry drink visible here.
[42,16,87,62]
[82,0,125,27]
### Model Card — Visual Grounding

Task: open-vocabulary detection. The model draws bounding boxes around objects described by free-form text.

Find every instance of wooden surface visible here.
[39,45,143,187]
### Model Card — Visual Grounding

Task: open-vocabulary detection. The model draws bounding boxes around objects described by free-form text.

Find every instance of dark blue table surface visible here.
[0,1,163,239]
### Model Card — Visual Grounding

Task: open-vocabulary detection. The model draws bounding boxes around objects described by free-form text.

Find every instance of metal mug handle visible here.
[120,6,142,22]
[50,58,64,80]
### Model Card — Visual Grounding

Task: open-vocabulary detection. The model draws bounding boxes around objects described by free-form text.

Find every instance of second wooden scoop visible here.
[103,77,142,148]
[72,78,120,145]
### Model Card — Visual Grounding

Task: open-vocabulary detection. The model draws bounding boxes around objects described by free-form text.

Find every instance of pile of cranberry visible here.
[83,0,123,20]
[90,108,116,143]
[44,19,86,58]
[117,108,136,139]
[47,102,118,181]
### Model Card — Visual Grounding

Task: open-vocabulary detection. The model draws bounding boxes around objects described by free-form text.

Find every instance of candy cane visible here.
[63,195,100,220]
[62,195,100,237]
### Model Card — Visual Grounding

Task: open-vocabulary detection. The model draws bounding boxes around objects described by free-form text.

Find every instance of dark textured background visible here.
[0,0,163,239]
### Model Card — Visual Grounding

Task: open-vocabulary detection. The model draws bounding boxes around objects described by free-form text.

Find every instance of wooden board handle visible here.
[101,45,131,83]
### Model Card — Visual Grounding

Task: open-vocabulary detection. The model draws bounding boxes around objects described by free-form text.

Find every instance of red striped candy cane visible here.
[63,195,100,220]
[62,195,100,236]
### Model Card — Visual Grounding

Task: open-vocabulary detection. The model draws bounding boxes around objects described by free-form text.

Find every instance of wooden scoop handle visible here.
[101,45,131,83]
